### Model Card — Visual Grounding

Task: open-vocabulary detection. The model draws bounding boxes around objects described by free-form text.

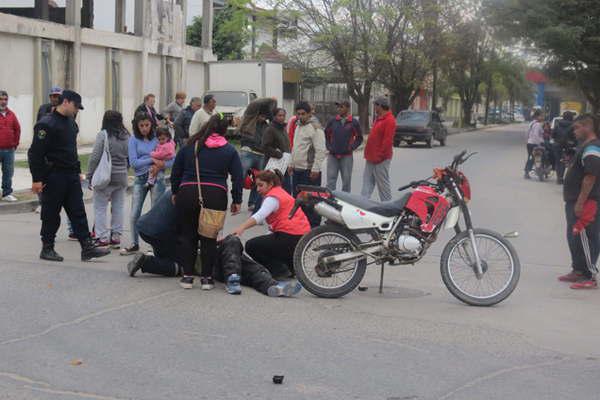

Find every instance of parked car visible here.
[204,89,258,136]
[394,110,448,148]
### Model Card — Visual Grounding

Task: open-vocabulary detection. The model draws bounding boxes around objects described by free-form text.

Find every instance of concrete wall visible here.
[0,33,35,141]
[79,45,106,142]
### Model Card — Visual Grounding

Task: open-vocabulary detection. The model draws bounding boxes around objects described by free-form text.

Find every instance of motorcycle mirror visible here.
[503,231,519,239]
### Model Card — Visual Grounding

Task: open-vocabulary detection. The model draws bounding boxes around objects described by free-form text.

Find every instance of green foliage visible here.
[186,0,250,60]
[485,0,600,113]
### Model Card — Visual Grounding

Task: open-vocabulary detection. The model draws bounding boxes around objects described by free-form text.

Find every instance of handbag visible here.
[91,130,111,190]
[194,142,226,239]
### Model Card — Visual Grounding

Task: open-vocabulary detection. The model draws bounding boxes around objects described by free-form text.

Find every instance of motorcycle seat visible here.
[333,191,411,217]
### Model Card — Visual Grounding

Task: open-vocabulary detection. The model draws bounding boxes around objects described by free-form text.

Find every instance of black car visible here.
[394,110,448,148]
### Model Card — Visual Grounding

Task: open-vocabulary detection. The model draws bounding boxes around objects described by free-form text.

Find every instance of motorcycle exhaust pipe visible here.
[321,245,385,264]
[314,202,345,225]
[503,231,519,239]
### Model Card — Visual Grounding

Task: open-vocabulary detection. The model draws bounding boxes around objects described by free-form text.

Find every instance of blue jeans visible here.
[0,149,15,197]
[130,172,166,246]
[240,150,264,208]
[292,169,322,227]
[326,154,353,192]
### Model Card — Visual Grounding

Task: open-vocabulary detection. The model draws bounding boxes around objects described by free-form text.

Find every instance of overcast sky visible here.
[0,0,205,31]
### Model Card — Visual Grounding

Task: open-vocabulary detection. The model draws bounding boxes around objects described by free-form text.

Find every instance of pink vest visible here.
[265,186,311,235]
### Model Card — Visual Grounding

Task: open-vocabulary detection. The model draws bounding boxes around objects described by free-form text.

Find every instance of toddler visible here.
[147,126,176,187]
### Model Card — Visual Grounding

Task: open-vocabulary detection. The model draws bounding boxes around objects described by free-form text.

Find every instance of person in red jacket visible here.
[232,169,311,278]
[361,96,395,201]
[0,90,21,202]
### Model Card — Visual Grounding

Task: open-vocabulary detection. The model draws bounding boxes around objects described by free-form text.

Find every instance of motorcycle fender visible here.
[443,206,461,230]
[337,200,397,231]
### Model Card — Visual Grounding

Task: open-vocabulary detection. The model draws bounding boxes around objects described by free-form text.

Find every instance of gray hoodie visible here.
[87,129,130,187]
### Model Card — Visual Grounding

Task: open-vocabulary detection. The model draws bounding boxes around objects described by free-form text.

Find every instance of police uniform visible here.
[27,90,109,261]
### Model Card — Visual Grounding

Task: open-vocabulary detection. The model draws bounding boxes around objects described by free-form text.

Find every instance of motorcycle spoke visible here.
[447,234,514,299]
[302,233,360,290]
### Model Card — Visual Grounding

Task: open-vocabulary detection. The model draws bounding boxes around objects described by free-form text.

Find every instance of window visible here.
[41,40,52,100]
[111,49,121,111]
[165,58,174,105]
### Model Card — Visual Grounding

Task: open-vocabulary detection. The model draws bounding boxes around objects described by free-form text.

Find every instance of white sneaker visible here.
[2,194,17,202]
[34,205,41,214]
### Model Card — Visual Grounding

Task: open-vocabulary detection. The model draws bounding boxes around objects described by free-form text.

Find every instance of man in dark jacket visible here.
[135,93,163,127]
[174,96,202,147]
[552,111,576,184]
[36,86,62,122]
[127,191,301,297]
[239,98,277,210]
[325,100,362,192]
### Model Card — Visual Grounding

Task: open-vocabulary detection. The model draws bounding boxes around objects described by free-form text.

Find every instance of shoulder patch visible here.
[37,129,47,139]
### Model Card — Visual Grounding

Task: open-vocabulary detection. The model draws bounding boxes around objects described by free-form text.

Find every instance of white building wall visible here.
[0,33,35,145]
[186,61,206,96]
[79,45,106,143]
[120,50,141,128]
[265,62,283,101]
[208,61,283,102]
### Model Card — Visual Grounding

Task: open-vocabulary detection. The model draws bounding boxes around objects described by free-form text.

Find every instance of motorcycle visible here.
[531,144,554,181]
[289,151,520,306]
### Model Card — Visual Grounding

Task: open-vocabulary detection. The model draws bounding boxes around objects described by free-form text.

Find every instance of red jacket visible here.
[0,108,20,149]
[364,111,395,163]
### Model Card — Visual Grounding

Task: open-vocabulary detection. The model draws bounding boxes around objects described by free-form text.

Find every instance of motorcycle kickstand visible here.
[379,260,385,294]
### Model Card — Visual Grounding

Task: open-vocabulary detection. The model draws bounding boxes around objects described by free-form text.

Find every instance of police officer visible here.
[28,90,110,262]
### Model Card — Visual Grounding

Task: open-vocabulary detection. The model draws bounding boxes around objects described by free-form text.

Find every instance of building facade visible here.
[0,0,216,147]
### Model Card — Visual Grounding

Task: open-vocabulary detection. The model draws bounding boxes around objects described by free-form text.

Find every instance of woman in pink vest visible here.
[233,169,311,278]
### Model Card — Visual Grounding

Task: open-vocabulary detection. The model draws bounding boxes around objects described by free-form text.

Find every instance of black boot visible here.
[81,237,110,261]
[40,243,64,262]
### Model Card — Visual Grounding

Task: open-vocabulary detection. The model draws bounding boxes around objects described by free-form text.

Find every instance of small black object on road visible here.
[272,375,284,384]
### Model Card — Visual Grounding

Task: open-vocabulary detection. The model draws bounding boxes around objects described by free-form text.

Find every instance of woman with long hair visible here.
[121,112,173,255]
[87,110,130,248]
[171,113,243,290]
[232,169,311,278]
[262,107,292,193]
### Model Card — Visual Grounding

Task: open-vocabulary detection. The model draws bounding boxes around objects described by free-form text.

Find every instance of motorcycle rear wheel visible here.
[440,228,520,306]
[294,224,367,298]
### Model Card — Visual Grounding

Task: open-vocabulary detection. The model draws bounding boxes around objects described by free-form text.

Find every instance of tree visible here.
[280,0,399,133]
[444,19,491,126]
[186,0,250,60]
[378,1,431,114]
[485,0,600,114]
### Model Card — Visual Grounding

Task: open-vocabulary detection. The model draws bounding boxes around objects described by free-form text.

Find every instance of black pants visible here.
[40,171,90,245]
[139,231,180,277]
[246,232,303,277]
[175,185,227,277]
[293,169,322,227]
[524,143,537,173]
[565,201,600,279]
[214,235,277,295]
[553,143,566,181]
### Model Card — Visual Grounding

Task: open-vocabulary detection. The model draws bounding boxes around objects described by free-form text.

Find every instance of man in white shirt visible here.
[188,94,216,136]
[525,110,545,179]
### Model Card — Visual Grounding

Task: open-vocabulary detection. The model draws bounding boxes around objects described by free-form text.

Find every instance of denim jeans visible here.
[129,172,166,246]
[326,154,353,193]
[293,169,322,227]
[239,150,264,208]
[93,182,127,241]
[0,149,15,197]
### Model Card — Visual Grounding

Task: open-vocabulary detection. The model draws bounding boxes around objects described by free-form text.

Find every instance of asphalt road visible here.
[1,124,599,400]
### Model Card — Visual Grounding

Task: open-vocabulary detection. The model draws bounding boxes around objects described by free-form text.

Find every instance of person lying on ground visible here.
[232,169,311,278]
[127,189,301,297]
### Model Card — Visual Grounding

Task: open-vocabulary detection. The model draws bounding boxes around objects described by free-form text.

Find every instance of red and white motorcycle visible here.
[290,151,520,306]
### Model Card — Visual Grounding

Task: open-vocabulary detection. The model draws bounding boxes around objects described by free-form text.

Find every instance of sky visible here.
[0,0,205,31]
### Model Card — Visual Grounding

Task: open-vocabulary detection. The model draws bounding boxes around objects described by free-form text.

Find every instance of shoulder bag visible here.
[91,130,111,190]
[194,142,226,239]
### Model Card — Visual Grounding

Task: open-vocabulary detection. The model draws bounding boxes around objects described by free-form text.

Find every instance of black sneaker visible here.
[120,244,139,256]
[179,276,194,289]
[40,244,64,262]
[127,253,146,277]
[200,277,214,290]
[81,238,110,261]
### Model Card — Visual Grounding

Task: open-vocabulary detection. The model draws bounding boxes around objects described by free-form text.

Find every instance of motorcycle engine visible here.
[396,234,423,255]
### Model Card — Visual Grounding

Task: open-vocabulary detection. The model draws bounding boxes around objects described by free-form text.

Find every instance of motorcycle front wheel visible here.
[294,224,367,298]
[440,228,520,306]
